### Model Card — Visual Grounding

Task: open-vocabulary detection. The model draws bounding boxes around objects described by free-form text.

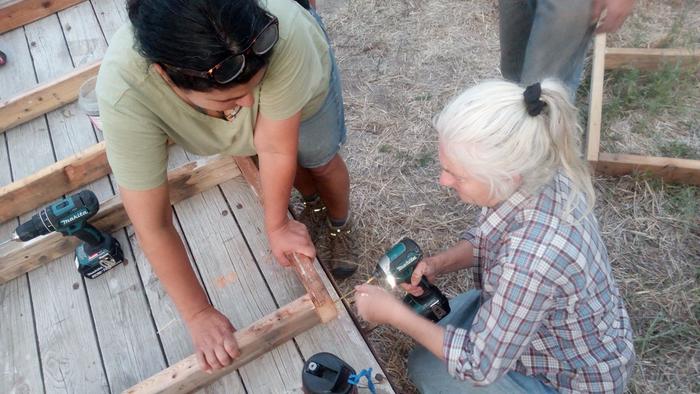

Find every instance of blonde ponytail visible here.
[434,78,595,221]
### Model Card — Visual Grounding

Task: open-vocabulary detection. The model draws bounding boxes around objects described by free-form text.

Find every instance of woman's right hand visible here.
[401,255,442,296]
[267,218,316,266]
[185,305,240,373]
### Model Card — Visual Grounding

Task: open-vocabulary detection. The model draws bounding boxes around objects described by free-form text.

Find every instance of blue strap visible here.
[348,368,376,394]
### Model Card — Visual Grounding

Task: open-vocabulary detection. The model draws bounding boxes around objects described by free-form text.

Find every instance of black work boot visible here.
[324,215,359,280]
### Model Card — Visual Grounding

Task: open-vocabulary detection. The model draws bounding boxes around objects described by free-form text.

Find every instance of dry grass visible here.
[311,0,700,392]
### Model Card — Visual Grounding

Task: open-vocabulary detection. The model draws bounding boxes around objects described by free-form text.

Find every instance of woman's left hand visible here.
[354,284,410,325]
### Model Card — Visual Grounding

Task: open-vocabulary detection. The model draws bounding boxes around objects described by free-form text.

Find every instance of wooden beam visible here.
[233,156,337,323]
[0,155,240,283]
[605,47,700,71]
[586,33,606,163]
[0,0,85,33]
[0,141,109,224]
[596,153,700,185]
[124,294,319,394]
[0,61,100,133]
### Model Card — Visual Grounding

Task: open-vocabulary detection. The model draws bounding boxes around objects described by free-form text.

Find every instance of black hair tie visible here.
[523,82,546,116]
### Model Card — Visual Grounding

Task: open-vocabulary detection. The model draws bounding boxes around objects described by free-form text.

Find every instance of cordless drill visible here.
[8,190,124,279]
[371,238,450,322]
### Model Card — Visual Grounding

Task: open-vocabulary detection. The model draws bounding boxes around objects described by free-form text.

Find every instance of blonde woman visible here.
[355,80,635,393]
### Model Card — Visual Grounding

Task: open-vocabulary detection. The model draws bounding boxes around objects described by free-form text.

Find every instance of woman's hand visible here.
[267,218,316,266]
[185,305,240,373]
[400,256,442,296]
[354,284,411,325]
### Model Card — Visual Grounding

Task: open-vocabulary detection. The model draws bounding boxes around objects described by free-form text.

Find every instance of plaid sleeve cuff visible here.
[443,325,471,379]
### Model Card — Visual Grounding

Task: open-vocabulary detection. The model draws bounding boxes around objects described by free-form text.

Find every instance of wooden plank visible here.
[130,146,247,394]
[586,33,606,164]
[233,156,337,323]
[124,294,320,394]
[0,61,100,133]
[0,141,109,223]
[90,0,128,42]
[0,35,43,389]
[0,0,85,33]
[11,14,108,393]
[170,150,303,391]
[221,177,395,393]
[53,3,168,390]
[0,155,241,284]
[605,47,700,70]
[596,152,700,185]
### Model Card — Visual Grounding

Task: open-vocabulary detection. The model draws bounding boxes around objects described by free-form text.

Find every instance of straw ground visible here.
[306,0,699,392]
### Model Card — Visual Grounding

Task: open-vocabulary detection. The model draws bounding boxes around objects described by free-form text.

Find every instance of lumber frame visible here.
[586,34,700,185]
[0,141,109,223]
[0,155,241,283]
[0,61,100,133]
[0,0,85,33]
[124,294,319,394]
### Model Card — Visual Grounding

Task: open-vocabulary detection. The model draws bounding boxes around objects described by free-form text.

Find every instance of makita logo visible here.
[396,254,419,272]
[59,210,89,226]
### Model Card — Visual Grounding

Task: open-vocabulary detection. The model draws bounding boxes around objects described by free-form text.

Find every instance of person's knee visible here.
[307,154,341,178]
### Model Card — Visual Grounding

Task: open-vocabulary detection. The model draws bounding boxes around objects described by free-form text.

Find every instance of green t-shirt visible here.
[97,0,331,190]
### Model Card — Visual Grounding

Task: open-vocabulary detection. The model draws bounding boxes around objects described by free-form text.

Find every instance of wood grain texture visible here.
[0,61,100,133]
[124,295,319,394]
[586,33,606,164]
[233,156,337,322]
[596,153,700,185]
[0,34,43,388]
[221,177,395,393]
[0,141,109,223]
[0,155,241,283]
[0,0,85,33]
[605,47,700,70]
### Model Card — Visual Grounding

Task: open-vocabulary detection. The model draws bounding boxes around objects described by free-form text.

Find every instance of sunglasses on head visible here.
[164,12,279,85]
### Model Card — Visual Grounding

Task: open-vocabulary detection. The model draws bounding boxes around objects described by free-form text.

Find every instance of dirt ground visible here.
[311,0,700,393]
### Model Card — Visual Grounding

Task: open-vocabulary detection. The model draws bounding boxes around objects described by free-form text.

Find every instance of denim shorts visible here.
[297,11,347,169]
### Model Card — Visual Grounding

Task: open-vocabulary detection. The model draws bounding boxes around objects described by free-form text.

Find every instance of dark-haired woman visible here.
[96,0,355,372]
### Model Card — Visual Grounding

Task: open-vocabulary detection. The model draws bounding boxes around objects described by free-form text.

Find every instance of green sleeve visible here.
[99,94,169,190]
[259,13,326,120]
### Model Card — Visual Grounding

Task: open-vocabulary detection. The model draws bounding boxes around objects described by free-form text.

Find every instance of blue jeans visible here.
[499,0,595,96]
[407,290,558,394]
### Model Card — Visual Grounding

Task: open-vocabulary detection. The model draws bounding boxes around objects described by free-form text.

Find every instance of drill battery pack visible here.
[74,235,125,279]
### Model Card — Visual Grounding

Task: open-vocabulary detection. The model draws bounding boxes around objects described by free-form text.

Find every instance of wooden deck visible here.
[0,1,394,393]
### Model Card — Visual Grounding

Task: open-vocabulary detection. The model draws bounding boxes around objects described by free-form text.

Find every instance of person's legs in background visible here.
[408,290,557,394]
[499,0,594,97]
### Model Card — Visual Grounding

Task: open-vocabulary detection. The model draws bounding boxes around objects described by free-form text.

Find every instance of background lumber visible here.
[596,153,700,185]
[0,61,100,133]
[0,0,85,33]
[586,33,606,163]
[0,155,240,283]
[124,294,319,394]
[605,47,700,70]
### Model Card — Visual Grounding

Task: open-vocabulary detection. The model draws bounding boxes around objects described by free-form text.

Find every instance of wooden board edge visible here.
[586,33,606,163]
[605,47,700,70]
[596,152,700,185]
[0,0,86,33]
[122,294,319,394]
[0,61,100,133]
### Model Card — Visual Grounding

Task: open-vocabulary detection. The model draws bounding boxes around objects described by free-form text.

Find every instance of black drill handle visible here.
[68,223,106,246]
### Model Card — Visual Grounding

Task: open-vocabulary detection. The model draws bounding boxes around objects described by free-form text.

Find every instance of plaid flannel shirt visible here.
[443,172,635,393]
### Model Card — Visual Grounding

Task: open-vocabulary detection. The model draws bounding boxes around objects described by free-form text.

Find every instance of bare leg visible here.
[294,165,318,199]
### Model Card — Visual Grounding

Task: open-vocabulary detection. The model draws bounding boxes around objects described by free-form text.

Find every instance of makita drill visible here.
[7,190,124,279]
[370,238,451,322]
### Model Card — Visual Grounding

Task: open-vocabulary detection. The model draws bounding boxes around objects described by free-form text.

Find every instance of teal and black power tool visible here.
[10,190,124,279]
[371,238,450,322]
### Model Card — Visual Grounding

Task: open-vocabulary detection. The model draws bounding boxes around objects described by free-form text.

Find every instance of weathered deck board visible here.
[221,177,396,393]
[53,2,168,391]
[0,24,50,394]
[4,14,109,393]
[170,150,304,392]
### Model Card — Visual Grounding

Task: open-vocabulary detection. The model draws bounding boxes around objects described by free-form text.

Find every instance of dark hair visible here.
[127,0,273,91]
